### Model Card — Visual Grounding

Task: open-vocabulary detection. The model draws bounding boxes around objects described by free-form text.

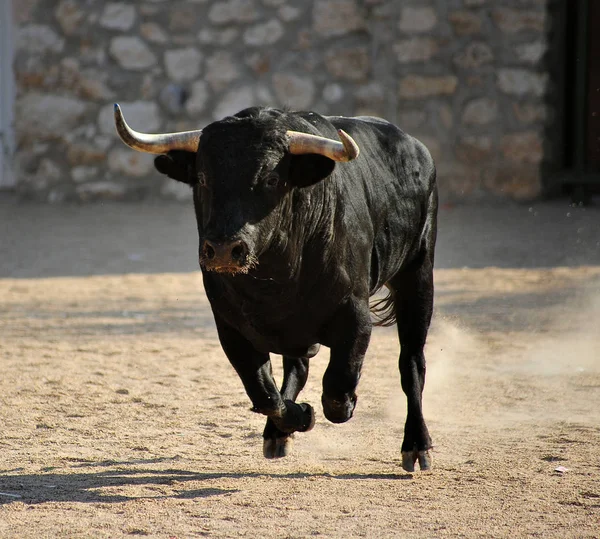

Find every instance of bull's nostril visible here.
[231,243,246,262]
[204,242,216,260]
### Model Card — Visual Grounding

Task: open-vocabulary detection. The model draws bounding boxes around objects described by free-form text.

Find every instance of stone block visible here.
[397,110,426,130]
[140,23,169,44]
[498,69,548,97]
[169,5,199,31]
[492,8,546,33]
[313,0,364,37]
[462,97,498,125]
[76,181,128,202]
[100,3,137,31]
[13,0,40,24]
[394,38,439,63]
[255,85,275,106]
[501,132,544,164]
[439,105,453,130]
[245,52,271,75]
[186,81,210,115]
[454,42,493,69]
[399,75,458,99]
[108,148,155,177]
[513,103,548,124]
[515,41,547,65]
[67,142,107,166]
[17,24,65,54]
[206,52,241,91]
[354,82,385,110]
[165,47,203,82]
[36,158,63,184]
[273,73,315,109]
[436,162,482,199]
[398,7,437,33]
[72,166,99,183]
[55,1,85,35]
[16,93,87,143]
[456,135,493,164]
[139,4,161,16]
[323,84,344,103]
[279,6,301,22]
[198,27,239,46]
[213,86,255,120]
[325,46,370,81]
[208,0,259,24]
[448,11,482,36]
[78,69,115,101]
[244,19,284,46]
[482,165,541,201]
[109,36,156,70]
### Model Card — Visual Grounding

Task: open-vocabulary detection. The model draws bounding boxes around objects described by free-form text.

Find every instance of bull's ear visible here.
[288,154,335,188]
[154,150,196,185]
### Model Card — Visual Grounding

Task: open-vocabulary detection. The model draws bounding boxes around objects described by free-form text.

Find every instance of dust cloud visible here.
[425,269,600,431]
[268,269,600,465]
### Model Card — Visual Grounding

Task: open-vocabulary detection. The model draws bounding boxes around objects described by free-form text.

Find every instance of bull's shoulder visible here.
[286,111,436,193]
[327,116,435,182]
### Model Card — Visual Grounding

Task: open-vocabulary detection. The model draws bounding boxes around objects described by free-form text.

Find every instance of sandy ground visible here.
[1,196,600,538]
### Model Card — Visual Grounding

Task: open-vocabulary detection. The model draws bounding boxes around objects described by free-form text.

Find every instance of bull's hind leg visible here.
[263,356,311,458]
[390,256,434,472]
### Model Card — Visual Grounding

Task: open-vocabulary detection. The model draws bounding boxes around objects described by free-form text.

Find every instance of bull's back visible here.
[327,115,437,289]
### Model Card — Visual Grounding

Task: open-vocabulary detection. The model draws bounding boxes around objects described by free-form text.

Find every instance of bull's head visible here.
[114,104,359,275]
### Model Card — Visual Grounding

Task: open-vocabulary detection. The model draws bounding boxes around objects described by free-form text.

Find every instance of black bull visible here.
[115,105,438,472]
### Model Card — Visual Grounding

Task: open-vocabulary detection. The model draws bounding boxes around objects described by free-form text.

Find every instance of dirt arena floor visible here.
[1,196,599,538]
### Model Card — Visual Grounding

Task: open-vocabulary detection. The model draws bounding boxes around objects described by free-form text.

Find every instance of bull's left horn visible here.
[114,103,202,154]
[286,130,360,162]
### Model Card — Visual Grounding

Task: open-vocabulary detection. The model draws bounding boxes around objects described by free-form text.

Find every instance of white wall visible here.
[0,1,15,189]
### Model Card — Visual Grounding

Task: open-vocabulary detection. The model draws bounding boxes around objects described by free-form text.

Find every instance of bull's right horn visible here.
[114,103,202,154]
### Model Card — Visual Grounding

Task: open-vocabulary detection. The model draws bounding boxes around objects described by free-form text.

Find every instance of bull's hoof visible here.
[401,449,432,472]
[262,403,315,459]
[263,436,293,459]
[322,394,356,424]
[298,402,316,432]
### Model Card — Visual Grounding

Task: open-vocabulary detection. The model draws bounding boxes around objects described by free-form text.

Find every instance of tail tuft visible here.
[370,288,396,327]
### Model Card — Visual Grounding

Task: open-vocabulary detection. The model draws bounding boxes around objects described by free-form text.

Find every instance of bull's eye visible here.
[264,173,279,189]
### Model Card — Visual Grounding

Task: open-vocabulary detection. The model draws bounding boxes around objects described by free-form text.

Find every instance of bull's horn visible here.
[286,129,360,162]
[114,103,202,154]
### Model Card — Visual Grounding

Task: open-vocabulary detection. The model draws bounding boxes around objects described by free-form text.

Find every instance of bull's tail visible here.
[370,288,396,327]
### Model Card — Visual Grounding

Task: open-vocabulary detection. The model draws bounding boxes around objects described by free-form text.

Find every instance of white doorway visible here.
[0,1,15,189]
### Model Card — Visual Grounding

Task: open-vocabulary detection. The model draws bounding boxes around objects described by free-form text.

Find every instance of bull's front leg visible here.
[262,356,311,458]
[322,299,372,423]
[214,316,315,456]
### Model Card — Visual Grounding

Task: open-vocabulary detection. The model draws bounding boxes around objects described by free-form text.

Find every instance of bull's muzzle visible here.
[201,239,253,274]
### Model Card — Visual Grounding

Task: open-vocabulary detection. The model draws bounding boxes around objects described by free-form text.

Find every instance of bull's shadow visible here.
[0,458,412,505]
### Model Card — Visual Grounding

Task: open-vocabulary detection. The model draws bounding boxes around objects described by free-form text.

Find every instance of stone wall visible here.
[12,0,555,202]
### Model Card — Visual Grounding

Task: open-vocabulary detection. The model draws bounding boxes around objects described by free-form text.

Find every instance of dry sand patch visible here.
[1,268,599,538]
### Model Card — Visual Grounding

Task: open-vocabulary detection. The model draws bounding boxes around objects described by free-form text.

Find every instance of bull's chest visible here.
[221,291,321,356]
